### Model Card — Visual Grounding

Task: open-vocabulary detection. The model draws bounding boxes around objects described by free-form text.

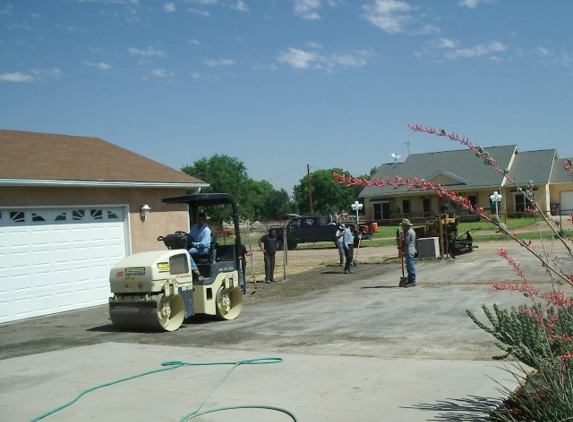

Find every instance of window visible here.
[515,194,533,213]
[31,212,46,222]
[90,209,103,220]
[72,210,85,221]
[107,211,119,219]
[373,204,382,220]
[402,200,410,214]
[10,211,25,223]
[423,199,431,216]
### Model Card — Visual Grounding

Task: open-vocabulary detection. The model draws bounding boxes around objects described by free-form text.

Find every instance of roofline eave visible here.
[363,184,507,197]
[0,179,210,189]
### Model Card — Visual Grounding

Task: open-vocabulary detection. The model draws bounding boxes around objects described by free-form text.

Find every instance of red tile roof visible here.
[0,129,206,186]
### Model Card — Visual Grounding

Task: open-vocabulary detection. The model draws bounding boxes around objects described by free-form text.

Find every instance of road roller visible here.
[108,193,243,332]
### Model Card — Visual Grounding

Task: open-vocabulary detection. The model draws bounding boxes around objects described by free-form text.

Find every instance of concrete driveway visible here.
[1,239,567,421]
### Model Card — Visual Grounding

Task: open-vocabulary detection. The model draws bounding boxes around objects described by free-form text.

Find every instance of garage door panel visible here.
[0,206,128,323]
[0,295,9,320]
[5,229,29,248]
[35,293,56,312]
[561,191,573,215]
[32,249,53,267]
[31,228,51,246]
[52,248,73,265]
[7,249,31,272]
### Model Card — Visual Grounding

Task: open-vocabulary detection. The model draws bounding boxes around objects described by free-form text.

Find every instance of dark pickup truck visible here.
[273,216,373,250]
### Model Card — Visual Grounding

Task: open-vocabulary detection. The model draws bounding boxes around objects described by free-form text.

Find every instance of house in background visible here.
[359,145,573,223]
[0,129,207,323]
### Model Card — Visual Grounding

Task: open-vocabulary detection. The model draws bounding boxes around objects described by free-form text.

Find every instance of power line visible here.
[267,166,306,181]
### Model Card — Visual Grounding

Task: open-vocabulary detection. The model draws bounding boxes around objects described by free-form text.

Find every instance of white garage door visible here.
[561,191,573,216]
[0,206,129,323]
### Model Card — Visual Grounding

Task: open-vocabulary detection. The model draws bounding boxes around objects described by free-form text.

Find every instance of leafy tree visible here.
[292,168,364,216]
[181,154,294,222]
[182,154,250,223]
[261,186,294,219]
[244,180,276,220]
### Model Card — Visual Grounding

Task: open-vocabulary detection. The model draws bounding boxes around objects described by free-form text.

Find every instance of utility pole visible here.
[307,164,313,215]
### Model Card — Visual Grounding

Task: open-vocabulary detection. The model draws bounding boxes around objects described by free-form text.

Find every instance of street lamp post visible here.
[351,201,363,225]
[490,191,502,220]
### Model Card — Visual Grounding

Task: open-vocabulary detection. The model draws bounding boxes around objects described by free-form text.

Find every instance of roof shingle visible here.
[0,129,205,185]
[360,145,517,197]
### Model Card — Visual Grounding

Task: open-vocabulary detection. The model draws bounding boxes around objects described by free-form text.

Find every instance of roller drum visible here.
[109,293,185,332]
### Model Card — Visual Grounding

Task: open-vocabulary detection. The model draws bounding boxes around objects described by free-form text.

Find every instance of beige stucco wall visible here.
[549,183,573,215]
[364,189,503,221]
[0,186,190,254]
[364,180,573,221]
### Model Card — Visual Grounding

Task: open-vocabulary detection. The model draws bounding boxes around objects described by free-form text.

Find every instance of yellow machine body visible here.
[108,193,244,332]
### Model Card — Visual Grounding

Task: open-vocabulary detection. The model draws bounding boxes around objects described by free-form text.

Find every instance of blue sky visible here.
[1,0,572,195]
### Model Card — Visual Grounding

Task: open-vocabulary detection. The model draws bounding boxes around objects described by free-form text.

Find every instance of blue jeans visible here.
[264,253,276,282]
[405,252,416,284]
[337,242,344,264]
[188,247,208,271]
[344,245,354,272]
[187,251,198,271]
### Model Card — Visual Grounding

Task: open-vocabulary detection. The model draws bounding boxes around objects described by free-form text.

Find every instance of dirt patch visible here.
[241,245,399,304]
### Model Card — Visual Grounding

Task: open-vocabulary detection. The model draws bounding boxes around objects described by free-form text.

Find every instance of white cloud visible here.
[362,0,413,34]
[202,58,234,66]
[533,48,573,67]
[0,68,62,82]
[151,68,172,77]
[164,3,176,12]
[560,52,573,67]
[0,4,13,15]
[188,8,210,17]
[458,0,496,8]
[276,47,373,71]
[0,72,34,82]
[329,50,372,68]
[230,1,249,12]
[293,0,321,20]
[436,38,457,49]
[33,68,63,78]
[458,0,479,8]
[83,61,113,70]
[128,46,166,57]
[417,24,440,35]
[445,41,507,59]
[184,0,248,14]
[277,48,319,69]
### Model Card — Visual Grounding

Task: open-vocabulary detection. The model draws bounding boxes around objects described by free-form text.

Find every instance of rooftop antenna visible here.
[403,140,411,156]
[391,152,401,164]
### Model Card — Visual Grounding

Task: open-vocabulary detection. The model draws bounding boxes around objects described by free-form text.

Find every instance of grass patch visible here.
[294,216,556,250]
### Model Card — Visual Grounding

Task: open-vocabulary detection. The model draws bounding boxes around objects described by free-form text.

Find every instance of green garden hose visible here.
[29,357,297,422]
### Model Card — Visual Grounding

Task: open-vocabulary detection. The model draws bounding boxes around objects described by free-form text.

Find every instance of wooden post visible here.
[307,164,313,216]
[438,215,445,259]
